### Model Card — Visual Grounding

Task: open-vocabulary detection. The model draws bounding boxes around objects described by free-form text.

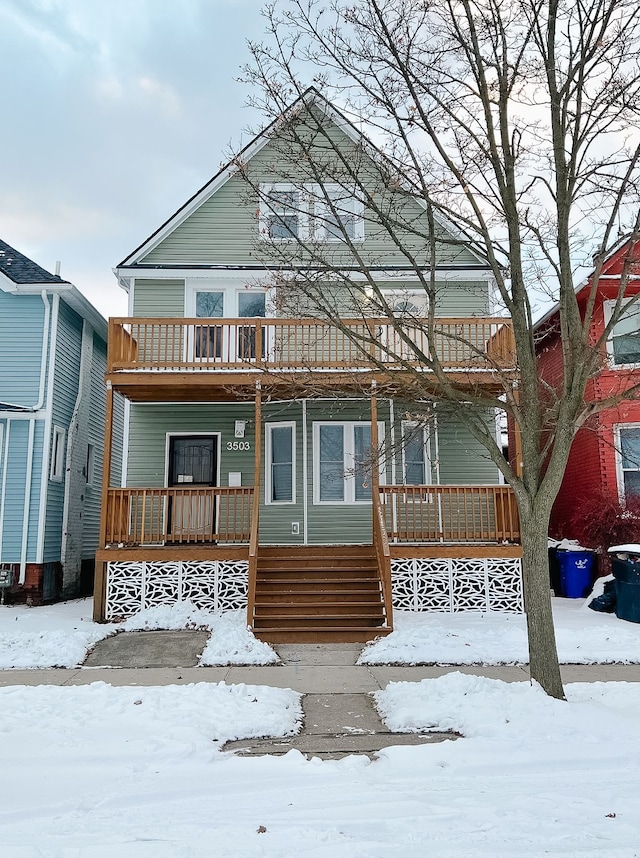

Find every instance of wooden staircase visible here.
[251,546,392,643]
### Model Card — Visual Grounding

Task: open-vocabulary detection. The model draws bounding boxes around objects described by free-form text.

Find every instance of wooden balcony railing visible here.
[103,487,254,546]
[107,317,516,374]
[380,485,520,543]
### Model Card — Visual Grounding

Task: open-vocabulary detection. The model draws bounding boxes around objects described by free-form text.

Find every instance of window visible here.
[259,183,364,243]
[266,423,295,504]
[402,421,429,485]
[604,299,640,366]
[50,426,66,481]
[85,443,95,487]
[260,185,308,240]
[313,422,384,504]
[195,290,224,359]
[190,286,268,360]
[315,185,365,242]
[619,427,640,500]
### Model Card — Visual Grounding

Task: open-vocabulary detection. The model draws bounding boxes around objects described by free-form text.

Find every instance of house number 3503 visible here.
[227,441,251,451]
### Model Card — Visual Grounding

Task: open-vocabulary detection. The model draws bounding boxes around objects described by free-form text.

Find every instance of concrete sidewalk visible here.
[2,636,640,758]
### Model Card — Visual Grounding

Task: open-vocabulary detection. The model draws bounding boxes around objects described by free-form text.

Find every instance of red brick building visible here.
[535,240,640,538]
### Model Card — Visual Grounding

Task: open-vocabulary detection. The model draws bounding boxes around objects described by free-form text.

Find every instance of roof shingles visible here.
[0,238,68,285]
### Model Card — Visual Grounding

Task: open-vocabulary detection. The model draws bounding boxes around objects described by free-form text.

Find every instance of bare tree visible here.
[238,0,640,699]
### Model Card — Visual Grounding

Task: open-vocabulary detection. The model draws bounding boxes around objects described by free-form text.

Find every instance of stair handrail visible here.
[373,490,394,630]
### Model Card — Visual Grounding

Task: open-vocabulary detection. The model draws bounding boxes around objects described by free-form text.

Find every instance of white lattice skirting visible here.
[105,560,249,620]
[391,557,524,613]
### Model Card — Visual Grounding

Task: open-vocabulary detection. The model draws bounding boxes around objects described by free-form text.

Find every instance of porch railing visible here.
[380,485,520,543]
[103,486,254,546]
[107,317,516,374]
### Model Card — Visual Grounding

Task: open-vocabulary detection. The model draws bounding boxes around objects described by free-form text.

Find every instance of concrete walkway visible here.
[3,633,640,759]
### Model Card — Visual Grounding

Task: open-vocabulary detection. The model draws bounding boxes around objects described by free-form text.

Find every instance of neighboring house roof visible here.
[0,238,69,286]
[534,238,640,336]
[0,238,107,340]
[117,87,491,274]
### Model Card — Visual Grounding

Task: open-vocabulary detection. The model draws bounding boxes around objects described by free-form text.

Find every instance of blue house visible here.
[0,239,121,603]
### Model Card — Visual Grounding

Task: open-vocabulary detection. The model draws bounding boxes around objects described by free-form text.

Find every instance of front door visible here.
[168,435,218,542]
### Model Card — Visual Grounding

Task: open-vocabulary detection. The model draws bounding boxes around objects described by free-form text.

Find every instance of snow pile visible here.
[121,600,216,631]
[200,610,279,666]
[360,599,640,665]
[0,599,115,669]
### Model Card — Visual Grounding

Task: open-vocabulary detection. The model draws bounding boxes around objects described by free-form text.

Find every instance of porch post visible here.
[247,381,261,627]
[93,382,114,622]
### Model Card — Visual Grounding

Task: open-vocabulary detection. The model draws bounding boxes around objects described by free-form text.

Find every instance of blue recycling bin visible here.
[557,550,595,598]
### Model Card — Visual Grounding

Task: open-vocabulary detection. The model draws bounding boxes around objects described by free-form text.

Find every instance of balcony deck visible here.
[106,316,516,400]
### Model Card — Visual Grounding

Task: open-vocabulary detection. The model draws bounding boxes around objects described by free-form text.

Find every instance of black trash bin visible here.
[608,544,640,624]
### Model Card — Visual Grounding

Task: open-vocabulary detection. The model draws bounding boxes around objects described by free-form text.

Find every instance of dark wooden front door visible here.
[168,435,218,542]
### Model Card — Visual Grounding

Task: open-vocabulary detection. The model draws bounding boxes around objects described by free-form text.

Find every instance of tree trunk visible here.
[520,509,566,700]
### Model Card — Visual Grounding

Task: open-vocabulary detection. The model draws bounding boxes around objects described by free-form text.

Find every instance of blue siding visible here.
[82,333,107,557]
[0,418,43,562]
[43,300,82,563]
[0,291,47,407]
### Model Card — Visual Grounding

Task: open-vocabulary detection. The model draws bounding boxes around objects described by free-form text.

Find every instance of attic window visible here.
[259,183,364,243]
[260,184,308,240]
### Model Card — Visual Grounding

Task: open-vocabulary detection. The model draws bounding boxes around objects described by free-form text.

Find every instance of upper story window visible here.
[402,421,430,485]
[604,299,640,366]
[259,183,364,243]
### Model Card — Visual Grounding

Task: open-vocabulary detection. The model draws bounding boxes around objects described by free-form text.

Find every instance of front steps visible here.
[252,546,392,643]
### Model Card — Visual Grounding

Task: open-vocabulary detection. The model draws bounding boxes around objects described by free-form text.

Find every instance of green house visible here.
[95,90,523,638]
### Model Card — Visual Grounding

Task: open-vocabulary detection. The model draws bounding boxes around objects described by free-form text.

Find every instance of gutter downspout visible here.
[36,294,60,565]
[20,419,36,583]
[0,421,11,563]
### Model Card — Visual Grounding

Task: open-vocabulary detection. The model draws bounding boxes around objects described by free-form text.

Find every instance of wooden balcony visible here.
[102,486,254,547]
[106,316,516,398]
[380,485,520,543]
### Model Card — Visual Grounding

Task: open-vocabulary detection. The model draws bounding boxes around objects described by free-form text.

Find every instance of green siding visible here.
[436,414,500,485]
[127,403,257,488]
[260,402,304,545]
[139,110,482,270]
[132,278,185,317]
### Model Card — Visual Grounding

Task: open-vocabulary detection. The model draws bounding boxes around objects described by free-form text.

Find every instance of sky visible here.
[0,0,267,318]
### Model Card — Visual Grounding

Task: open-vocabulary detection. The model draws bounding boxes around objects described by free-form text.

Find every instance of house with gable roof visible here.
[0,238,122,603]
[95,90,523,638]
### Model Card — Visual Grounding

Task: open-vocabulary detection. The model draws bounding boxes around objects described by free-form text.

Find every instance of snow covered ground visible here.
[2,599,640,854]
[1,674,639,856]
[2,595,640,669]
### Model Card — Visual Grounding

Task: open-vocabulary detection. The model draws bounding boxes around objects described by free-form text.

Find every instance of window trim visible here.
[259,183,309,241]
[50,426,66,482]
[401,420,431,486]
[265,421,296,505]
[603,298,640,368]
[614,423,640,504]
[312,421,385,505]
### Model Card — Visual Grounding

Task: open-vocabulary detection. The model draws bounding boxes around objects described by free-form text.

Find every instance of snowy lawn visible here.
[0,600,278,669]
[1,675,639,856]
[359,597,640,665]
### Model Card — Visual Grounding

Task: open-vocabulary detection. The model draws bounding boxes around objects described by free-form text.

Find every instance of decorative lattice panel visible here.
[105,560,249,620]
[391,556,523,613]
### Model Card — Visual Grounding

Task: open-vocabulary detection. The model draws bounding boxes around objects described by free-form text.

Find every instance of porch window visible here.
[402,421,429,485]
[314,422,384,504]
[619,427,640,500]
[266,423,295,504]
[604,299,640,366]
